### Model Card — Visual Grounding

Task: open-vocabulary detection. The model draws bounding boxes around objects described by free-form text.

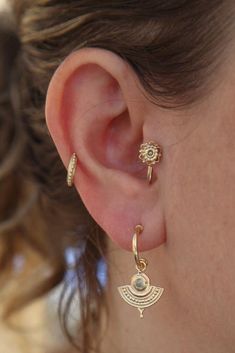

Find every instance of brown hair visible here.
[0,0,235,352]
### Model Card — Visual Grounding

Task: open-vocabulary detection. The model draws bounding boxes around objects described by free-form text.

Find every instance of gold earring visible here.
[67,153,78,187]
[118,225,164,318]
[139,141,162,184]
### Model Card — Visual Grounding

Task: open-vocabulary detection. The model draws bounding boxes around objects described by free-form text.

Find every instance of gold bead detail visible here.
[67,153,78,187]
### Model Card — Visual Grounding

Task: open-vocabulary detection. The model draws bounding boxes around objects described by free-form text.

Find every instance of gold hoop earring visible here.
[139,141,162,184]
[118,225,164,318]
[67,153,78,187]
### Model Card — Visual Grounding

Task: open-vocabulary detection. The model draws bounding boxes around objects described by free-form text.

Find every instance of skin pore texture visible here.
[45,41,235,353]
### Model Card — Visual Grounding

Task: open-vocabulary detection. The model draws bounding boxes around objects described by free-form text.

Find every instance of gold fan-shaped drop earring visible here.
[139,141,162,184]
[118,225,164,318]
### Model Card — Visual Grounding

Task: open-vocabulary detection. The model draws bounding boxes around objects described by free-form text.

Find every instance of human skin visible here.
[45,43,235,352]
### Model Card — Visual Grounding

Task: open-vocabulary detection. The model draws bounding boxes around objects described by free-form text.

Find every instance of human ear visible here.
[45,47,166,251]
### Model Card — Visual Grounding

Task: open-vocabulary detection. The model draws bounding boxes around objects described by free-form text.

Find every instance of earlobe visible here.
[45,47,166,252]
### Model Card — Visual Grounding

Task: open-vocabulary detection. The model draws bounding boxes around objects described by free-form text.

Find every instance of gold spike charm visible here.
[118,225,164,318]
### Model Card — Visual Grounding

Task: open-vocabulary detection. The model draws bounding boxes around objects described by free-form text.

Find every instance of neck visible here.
[100,238,225,353]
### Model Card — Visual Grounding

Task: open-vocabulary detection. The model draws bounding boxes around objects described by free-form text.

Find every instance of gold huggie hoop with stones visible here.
[118,225,164,318]
[139,141,162,184]
[67,153,78,187]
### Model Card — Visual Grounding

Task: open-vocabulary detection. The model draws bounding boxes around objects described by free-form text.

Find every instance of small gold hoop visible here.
[67,153,78,187]
[132,225,148,272]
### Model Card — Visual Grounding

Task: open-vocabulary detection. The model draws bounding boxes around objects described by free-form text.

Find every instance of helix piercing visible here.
[67,153,78,187]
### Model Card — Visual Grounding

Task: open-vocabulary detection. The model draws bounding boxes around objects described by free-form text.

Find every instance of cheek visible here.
[164,113,235,342]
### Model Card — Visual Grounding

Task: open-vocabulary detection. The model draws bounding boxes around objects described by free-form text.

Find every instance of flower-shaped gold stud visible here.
[138,141,162,184]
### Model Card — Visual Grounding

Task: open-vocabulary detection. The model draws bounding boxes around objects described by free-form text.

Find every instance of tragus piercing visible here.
[139,141,162,184]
